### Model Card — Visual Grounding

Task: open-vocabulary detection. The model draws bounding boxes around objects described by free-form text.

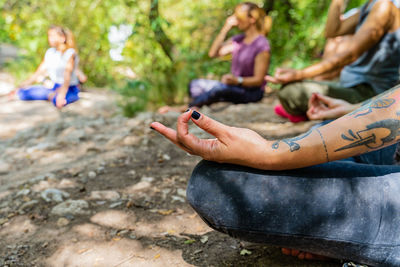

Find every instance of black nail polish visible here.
[191,111,201,120]
[150,126,155,130]
[185,108,190,112]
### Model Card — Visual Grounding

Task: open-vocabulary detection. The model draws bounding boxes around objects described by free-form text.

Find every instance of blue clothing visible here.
[188,143,400,266]
[340,0,400,94]
[188,79,264,108]
[17,83,80,107]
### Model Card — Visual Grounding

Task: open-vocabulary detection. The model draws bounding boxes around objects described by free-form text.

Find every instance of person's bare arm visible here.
[17,60,47,88]
[221,51,270,87]
[151,84,400,170]
[208,15,237,58]
[55,54,75,108]
[325,0,360,38]
[266,0,394,84]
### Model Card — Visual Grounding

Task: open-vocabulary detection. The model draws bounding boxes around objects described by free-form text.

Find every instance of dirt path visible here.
[0,86,342,266]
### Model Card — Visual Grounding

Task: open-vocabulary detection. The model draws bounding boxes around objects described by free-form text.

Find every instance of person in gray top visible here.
[266,0,400,122]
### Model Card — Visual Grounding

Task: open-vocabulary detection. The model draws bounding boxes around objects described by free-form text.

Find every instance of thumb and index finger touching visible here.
[150,109,230,154]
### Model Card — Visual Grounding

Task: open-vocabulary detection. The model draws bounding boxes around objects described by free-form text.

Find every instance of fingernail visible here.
[185,108,190,113]
[150,126,155,130]
[191,111,201,120]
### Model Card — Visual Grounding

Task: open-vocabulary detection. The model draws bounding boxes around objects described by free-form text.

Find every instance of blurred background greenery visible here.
[0,0,364,116]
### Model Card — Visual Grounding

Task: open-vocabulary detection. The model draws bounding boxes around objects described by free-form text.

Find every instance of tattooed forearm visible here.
[346,83,400,118]
[316,128,330,162]
[272,129,312,152]
[348,98,395,118]
[335,119,400,152]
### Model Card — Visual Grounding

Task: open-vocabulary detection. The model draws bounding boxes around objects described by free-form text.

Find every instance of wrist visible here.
[258,140,285,170]
[237,76,244,86]
[296,70,306,81]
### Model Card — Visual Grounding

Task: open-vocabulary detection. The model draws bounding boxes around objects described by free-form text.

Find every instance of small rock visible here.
[56,217,70,227]
[162,154,171,161]
[109,201,123,208]
[16,189,30,197]
[128,170,136,176]
[89,190,120,201]
[51,200,90,216]
[130,181,151,191]
[79,177,88,184]
[19,200,39,211]
[171,195,185,203]
[200,235,209,244]
[96,166,105,174]
[0,218,8,225]
[177,188,186,198]
[129,233,137,239]
[194,249,203,255]
[28,174,46,184]
[88,171,97,179]
[141,176,154,183]
[41,189,70,203]
[117,229,129,236]
[123,136,140,146]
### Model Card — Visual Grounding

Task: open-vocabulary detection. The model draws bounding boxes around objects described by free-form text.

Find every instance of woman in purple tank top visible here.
[158,2,271,114]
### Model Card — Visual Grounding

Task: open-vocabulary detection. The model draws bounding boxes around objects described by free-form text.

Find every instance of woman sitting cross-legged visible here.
[151,83,400,266]
[158,2,271,114]
[10,25,81,109]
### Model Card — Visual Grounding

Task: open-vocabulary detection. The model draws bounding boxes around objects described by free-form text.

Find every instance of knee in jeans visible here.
[186,161,222,229]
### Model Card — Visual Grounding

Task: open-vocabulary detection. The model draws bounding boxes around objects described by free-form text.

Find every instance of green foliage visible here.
[1,0,366,115]
[115,80,149,117]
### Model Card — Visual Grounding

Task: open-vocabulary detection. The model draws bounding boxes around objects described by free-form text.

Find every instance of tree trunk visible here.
[149,0,174,61]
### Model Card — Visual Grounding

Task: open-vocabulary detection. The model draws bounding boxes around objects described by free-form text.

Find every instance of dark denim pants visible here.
[188,79,264,108]
[187,144,400,266]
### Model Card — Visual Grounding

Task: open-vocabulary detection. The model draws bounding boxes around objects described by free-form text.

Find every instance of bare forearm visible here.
[209,25,231,58]
[265,85,400,170]
[241,76,264,87]
[325,0,346,37]
[299,51,356,79]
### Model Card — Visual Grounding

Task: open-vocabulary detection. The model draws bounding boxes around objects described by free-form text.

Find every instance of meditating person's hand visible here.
[225,15,238,28]
[265,68,301,84]
[221,73,238,85]
[307,93,356,120]
[150,109,270,169]
[55,93,67,109]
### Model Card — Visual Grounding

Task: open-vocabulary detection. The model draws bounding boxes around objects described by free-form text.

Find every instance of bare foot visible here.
[281,248,330,261]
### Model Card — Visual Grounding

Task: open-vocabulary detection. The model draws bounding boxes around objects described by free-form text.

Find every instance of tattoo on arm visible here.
[348,98,395,118]
[272,129,312,152]
[347,83,400,118]
[316,128,330,162]
[335,119,400,152]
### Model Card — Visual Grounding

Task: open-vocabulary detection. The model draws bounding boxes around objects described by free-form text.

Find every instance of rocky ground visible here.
[0,79,344,266]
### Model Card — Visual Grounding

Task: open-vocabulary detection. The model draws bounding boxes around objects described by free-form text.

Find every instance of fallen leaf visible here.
[157,209,174,215]
[154,253,160,259]
[240,249,252,256]
[184,239,196,244]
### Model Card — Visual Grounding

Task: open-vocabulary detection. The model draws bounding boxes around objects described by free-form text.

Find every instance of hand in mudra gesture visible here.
[150,110,270,170]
